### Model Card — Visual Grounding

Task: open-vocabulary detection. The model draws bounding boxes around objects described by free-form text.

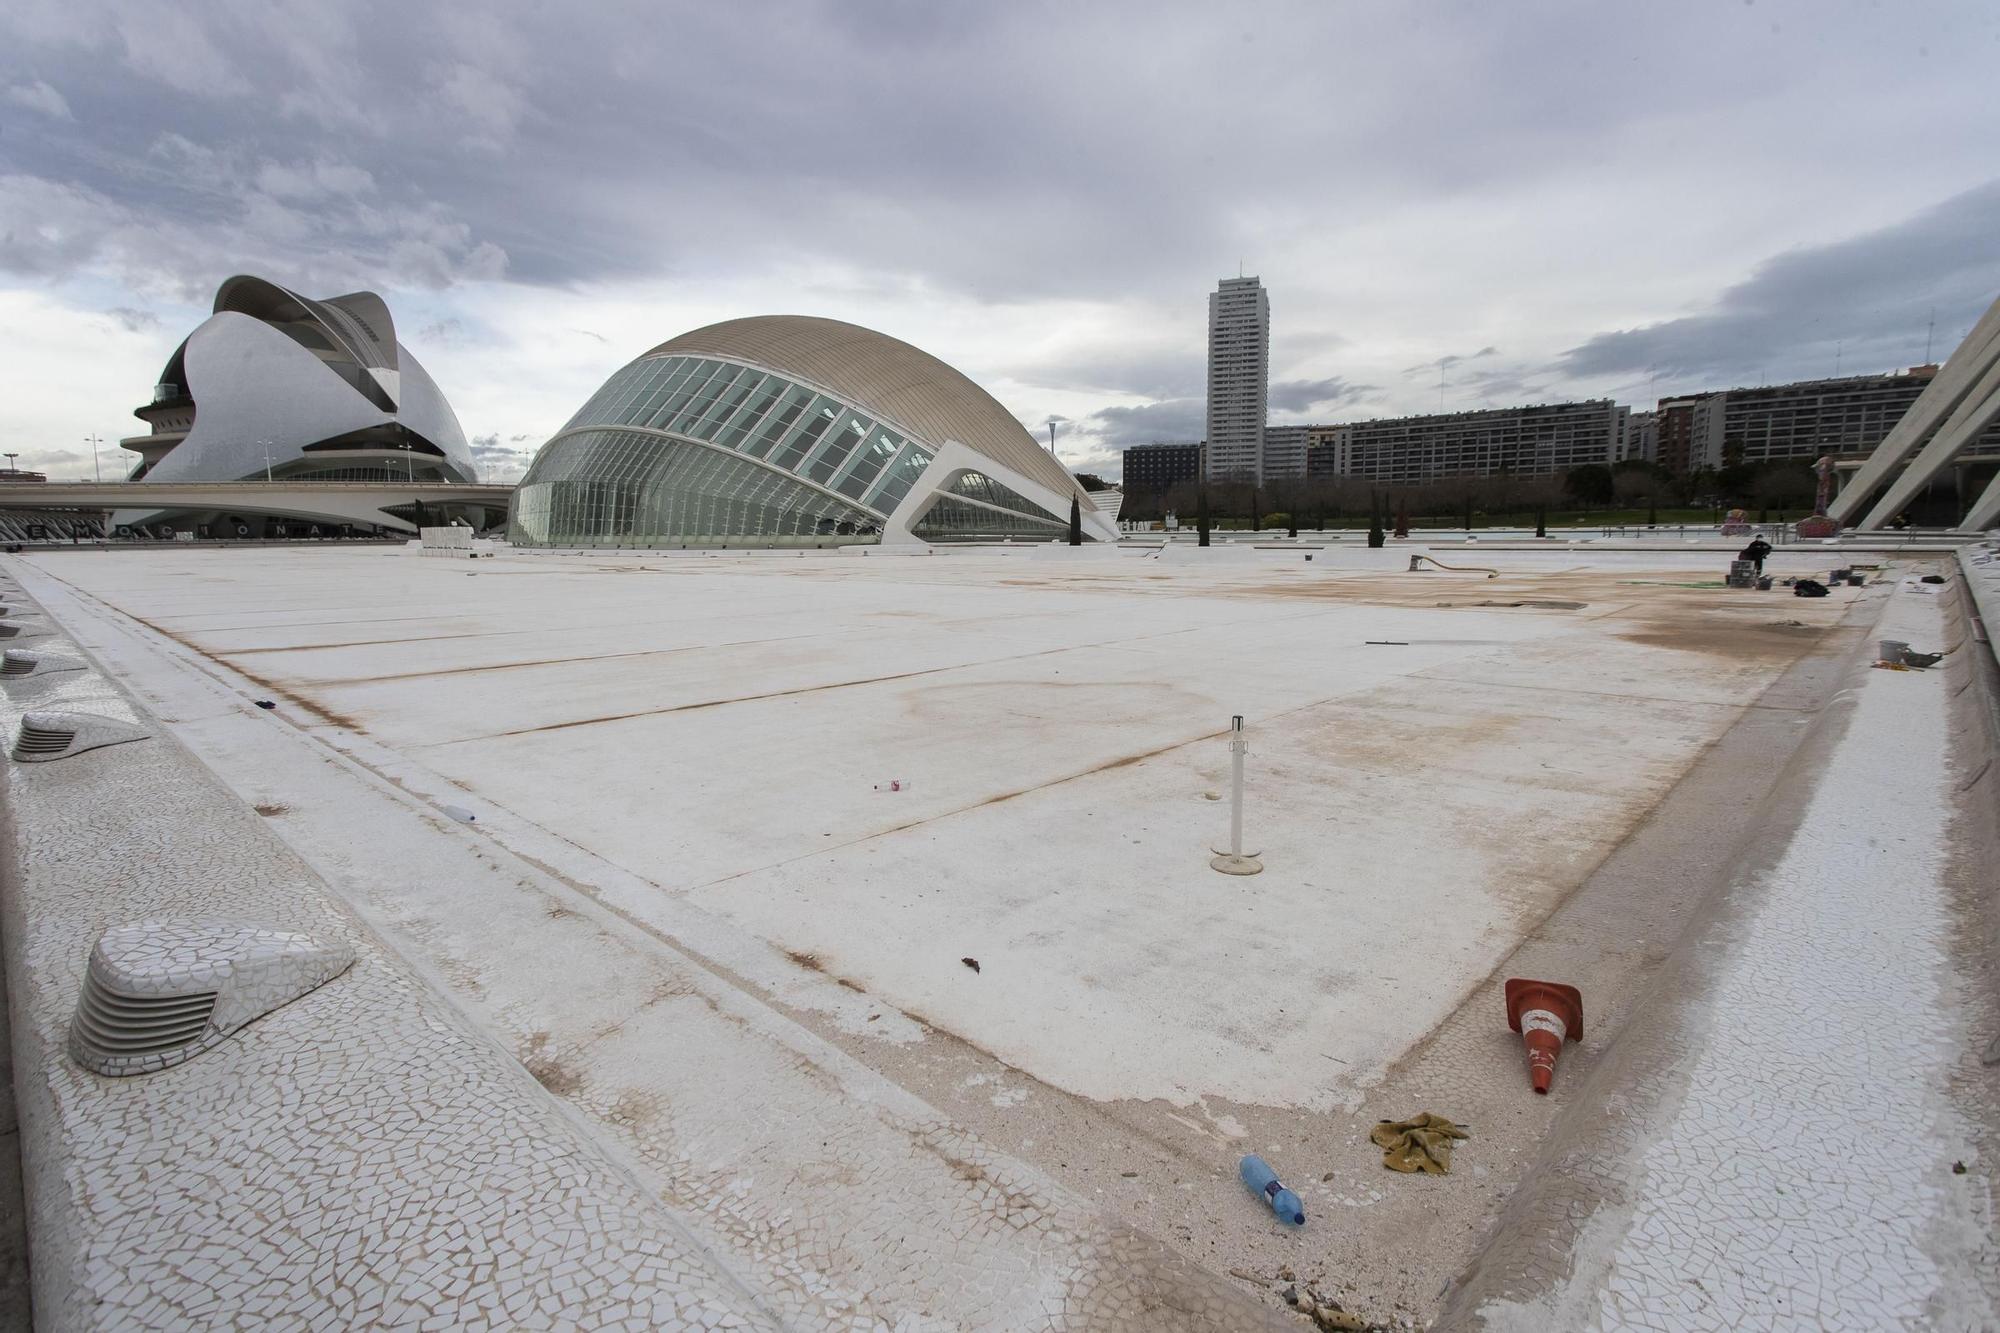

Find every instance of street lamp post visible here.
[261,439,273,482]
[84,434,102,482]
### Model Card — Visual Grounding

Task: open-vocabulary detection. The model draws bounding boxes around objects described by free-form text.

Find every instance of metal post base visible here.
[1210,852,1264,875]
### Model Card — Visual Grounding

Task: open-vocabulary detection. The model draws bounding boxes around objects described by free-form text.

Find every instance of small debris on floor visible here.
[960,957,980,973]
[253,699,276,709]
[1371,1112,1469,1174]
[1952,1160,1967,1174]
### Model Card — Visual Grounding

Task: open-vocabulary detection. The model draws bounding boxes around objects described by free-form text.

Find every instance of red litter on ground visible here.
[1504,977,1583,1095]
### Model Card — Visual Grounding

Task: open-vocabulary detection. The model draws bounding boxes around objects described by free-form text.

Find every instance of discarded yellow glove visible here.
[1370,1112,1469,1175]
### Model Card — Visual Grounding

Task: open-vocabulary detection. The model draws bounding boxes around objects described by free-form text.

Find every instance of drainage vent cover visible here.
[1,649,84,680]
[0,621,49,641]
[68,920,356,1077]
[11,711,150,763]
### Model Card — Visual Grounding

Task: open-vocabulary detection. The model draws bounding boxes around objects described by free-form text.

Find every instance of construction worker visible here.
[1739,536,1773,573]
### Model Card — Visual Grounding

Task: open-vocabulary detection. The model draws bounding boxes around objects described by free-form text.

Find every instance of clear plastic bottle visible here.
[1239,1154,1305,1226]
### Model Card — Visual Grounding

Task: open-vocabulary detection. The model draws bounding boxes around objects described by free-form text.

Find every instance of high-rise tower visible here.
[1205,276,1269,482]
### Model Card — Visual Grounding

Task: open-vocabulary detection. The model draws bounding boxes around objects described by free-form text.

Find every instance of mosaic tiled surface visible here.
[11,708,151,763]
[1444,580,1997,1331]
[68,919,355,1076]
[0,582,784,1328]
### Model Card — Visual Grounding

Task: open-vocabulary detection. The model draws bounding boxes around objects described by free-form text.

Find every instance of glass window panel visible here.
[769,399,838,472]
[668,363,741,435]
[863,442,934,513]
[656,359,722,426]
[719,379,788,451]
[743,386,811,459]
[832,426,902,499]
[691,371,763,441]
[804,416,869,484]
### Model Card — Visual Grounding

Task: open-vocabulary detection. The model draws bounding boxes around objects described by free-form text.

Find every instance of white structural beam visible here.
[1858,350,2000,529]
[1831,291,2000,527]
[881,440,1118,545]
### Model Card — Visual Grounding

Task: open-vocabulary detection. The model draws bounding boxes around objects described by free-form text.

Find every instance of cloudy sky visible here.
[3,1,1997,483]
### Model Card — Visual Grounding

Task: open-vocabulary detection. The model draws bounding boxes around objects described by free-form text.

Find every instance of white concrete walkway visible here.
[1457,580,1996,1331]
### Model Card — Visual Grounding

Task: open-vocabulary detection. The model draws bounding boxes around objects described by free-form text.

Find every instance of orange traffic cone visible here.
[1504,978,1583,1095]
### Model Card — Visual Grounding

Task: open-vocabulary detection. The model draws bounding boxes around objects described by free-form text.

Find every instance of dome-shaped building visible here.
[123,275,476,488]
[510,316,1115,548]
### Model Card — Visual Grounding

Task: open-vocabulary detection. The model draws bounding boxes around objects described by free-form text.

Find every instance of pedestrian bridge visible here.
[0,480,514,534]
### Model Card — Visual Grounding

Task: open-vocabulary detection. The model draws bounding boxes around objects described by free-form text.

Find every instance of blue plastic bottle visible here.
[1239,1154,1305,1226]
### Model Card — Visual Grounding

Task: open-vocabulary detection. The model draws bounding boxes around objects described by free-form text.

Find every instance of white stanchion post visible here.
[1211,714,1263,875]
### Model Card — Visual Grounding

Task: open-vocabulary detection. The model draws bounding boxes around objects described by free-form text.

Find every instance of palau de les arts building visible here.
[120,275,479,535]
[510,315,1116,548]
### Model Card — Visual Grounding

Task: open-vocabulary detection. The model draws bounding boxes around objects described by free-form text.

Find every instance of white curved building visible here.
[122,276,476,491]
[510,316,1114,547]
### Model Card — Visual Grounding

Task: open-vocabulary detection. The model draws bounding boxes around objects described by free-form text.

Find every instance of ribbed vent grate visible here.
[14,722,75,755]
[74,977,217,1056]
[0,651,35,676]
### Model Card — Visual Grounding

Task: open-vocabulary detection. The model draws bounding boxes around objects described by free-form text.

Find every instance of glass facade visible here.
[513,352,1075,547]
[911,471,1070,542]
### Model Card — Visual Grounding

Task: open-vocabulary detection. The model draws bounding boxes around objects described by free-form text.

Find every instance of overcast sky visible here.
[3,1,1997,483]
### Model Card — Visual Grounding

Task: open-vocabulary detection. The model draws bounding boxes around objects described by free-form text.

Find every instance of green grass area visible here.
[1199,507,1765,531]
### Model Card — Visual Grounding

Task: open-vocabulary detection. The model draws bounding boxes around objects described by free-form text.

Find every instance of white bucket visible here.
[1878,639,1909,664]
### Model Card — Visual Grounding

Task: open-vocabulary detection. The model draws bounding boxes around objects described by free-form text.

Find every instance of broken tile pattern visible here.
[1449,582,1997,1331]
[0,592,781,1329]
[9,708,151,763]
[68,919,355,1076]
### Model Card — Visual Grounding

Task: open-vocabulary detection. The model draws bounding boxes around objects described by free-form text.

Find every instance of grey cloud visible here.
[1082,398,1204,448]
[1404,347,1497,376]
[567,328,609,343]
[0,1,1857,301]
[104,305,158,331]
[5,79,71,119]
[468,431,536,482]
[1556,179,2000,388]
[1269,376,1373,414]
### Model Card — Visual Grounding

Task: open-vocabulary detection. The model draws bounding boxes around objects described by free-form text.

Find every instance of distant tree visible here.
[1535,505,1547,538]
[1613,467,1660,514]
[1075,473,1110,492]
[1068,494,1082,545]
[1462,493,1475,531]
[1197,484,1211,547]
[1564,464,1614,505]
[1748,463,1815,518]
[1367,492,1385,548]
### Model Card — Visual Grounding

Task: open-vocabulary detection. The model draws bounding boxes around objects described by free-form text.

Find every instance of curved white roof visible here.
[647,316,1076,498]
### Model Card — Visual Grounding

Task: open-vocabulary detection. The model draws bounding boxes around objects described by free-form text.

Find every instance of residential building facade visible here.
[1261,425,1309,480]
[1205,276,1269,482]
[1316,400,1628,485]
[1121,441,1204,496]
[1654,366,2000,473]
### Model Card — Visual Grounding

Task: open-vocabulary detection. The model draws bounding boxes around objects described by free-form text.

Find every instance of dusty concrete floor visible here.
[0,932,30,1331]
[18,544,1876,1328]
